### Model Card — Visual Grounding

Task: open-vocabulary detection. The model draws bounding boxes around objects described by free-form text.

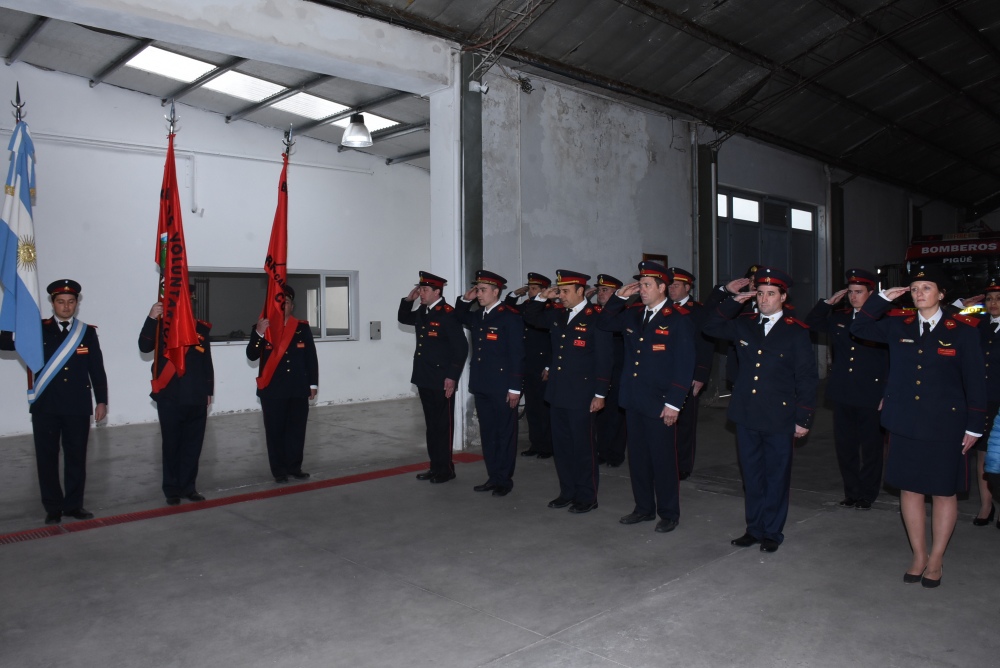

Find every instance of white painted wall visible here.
[482,73,693,283]
[0,62,433,435]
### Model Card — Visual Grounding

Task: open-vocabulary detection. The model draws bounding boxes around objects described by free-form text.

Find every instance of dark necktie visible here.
[759,316,768,336]
[674,301,683,307]
[419,305,428,317]
[642,310,652,328]
[922,321,931,340]
[60,321,70,332]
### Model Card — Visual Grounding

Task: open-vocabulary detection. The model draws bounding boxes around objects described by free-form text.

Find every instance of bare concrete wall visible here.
[481,74,692,283]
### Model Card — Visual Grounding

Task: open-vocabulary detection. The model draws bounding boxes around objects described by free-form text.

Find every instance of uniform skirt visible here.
[885,433,969,497]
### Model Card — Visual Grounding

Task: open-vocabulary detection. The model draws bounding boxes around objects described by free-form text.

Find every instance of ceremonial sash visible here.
[256,317,298,391]
[27,321,87,404]
[151,359,177,394]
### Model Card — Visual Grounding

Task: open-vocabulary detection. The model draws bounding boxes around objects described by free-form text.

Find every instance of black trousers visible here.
[523,370,551,454]
[625,410,680,521]
[550,405,599,503]
[157,401,208,498]
[595,382,626,465]
[31,413,90,513]
[676,388,701,476]
[832,402,884,502]
[474,391,518,491]
[260,396,310,478]
[736,425,794,544]
[418,386,455,476]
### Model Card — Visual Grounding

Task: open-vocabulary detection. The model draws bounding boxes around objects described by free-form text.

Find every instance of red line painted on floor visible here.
[0,452,484,546]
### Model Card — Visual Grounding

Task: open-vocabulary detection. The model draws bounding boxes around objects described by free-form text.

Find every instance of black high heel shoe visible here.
[973,505,995,527]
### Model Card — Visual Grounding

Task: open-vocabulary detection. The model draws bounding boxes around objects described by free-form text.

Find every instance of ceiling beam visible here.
[942,0,1000,70]
[4,15,48,66]
[386,149,430,166]
[161,56,248,105]
[89,38,153,87]
[225,74,334,123]
[295,91,412,133]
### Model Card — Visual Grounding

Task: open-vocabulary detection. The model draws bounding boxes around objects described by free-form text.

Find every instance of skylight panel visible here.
[272,93,349,120]
[125,46,215,82]
[331,114,399,133]
[202,71,284,102]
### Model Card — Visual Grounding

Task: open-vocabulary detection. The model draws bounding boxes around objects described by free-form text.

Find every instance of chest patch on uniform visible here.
[486,332,498,341]
[76,346,89,354]
[652,343,666,352]
[428,331,439,337]
[899,338,914,343]
[655,328,669,336]
[574,325,587,332]
[429,321,441,327]
[944,320,956,329]
[836,323,845,328]
[904,316,916,324]
[296,342,306,348]
[938,348,956,356]
[573,339,586,347]
[739,340,748,346]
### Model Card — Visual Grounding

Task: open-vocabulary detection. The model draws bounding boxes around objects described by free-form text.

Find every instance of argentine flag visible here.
[0,121,43,374]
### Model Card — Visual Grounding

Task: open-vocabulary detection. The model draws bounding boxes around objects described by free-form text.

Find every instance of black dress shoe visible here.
[291,471,310,480]
[415,470,434,480]
[903,571,923,584]
[569,500,598,514]
[491,487,511,497]
[678,471,691,481]
[166,497,181,506]
[44,512,61,525]
[760,538,780,553]
[64,508,94,520]
[519,449,540,457]
[855,499,872,510]
[536,452,553,459]
[547,496,572,509]
[973,505,995,526]
[838,497,857,507]
[921,568,942,588]
[274,475,289,483]
[730,532,759,547]
[429,472,456,484]
[187,492,206,502]
[619,512,656,525]
[473,482,497,492]
[655,518,678,533]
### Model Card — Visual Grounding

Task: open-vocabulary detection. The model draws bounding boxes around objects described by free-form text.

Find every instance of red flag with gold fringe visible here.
[256,151,293,390]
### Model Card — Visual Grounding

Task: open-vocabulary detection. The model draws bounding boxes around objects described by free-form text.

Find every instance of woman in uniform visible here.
[851,264,986,588]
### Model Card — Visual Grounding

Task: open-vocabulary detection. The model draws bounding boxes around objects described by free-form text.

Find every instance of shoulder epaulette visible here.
[785,303,796,311]
[42,317,53,324]
[197,319,213,328]
[673,305,690,316]
[499,304,518,314]
[886,309,913,317]
[626,301,645,310]
[548,301,566,310]
[738,311,758,319]
[784,316,809,328]
[591,304,603,313]
[688,300,703,307]
[952,314,980,327]
[298,320,310,326]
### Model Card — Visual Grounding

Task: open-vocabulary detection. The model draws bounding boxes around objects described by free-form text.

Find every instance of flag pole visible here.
[153,100,179,383]
[10,84,32,390]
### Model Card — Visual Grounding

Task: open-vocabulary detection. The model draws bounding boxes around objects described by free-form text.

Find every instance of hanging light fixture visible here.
[341,113,373,147]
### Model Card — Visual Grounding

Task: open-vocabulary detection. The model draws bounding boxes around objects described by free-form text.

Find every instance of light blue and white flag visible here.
[0,121,43,374]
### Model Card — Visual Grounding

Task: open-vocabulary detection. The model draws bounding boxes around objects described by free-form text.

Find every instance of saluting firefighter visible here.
[666,267,717,480]
[139,293,214,506]
[522,270,613,514]
[505,273,554,459]
[851,264,985,588]
[1,279,108,525]
[703,267,818,553]
[591,274,627,467]
[598,261,697,534]
[804,268,888,510]
[455,270,525,497]
[247,285,319,483]
[398,271,469,484]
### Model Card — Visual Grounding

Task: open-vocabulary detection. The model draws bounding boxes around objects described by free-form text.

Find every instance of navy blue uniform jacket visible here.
[979,318,1000,403]
[505,293,552,376]
[681,298,717,385]
[138,317,214,404]
[704,298,817,433]
[455,299,525,397]
[851,297,986,438]
[246,321,319,399]
[804,300,888,409]
[598,296,697,418]
[397,298,468,389]
[521,299,613,409]
[2,319,109,415]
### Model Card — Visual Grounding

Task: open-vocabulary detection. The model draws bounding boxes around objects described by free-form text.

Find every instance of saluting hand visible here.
[513,286,529,297]
[733,292,754,304]
[406,287,420,302]
[825,289,848,305]
[463,286,478,301]
[725,277,751,294]
[585,287,596,299]
[963,294,985,308]
[542,286,559,300]
[883,286,909,301]
[617,282,640,298]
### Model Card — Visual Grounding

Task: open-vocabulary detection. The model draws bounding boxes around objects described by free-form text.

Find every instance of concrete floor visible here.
[1,389,998,667]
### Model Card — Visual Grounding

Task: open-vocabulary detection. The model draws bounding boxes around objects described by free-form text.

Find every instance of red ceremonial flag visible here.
[152,133,199,391]
[256,151,292,390]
